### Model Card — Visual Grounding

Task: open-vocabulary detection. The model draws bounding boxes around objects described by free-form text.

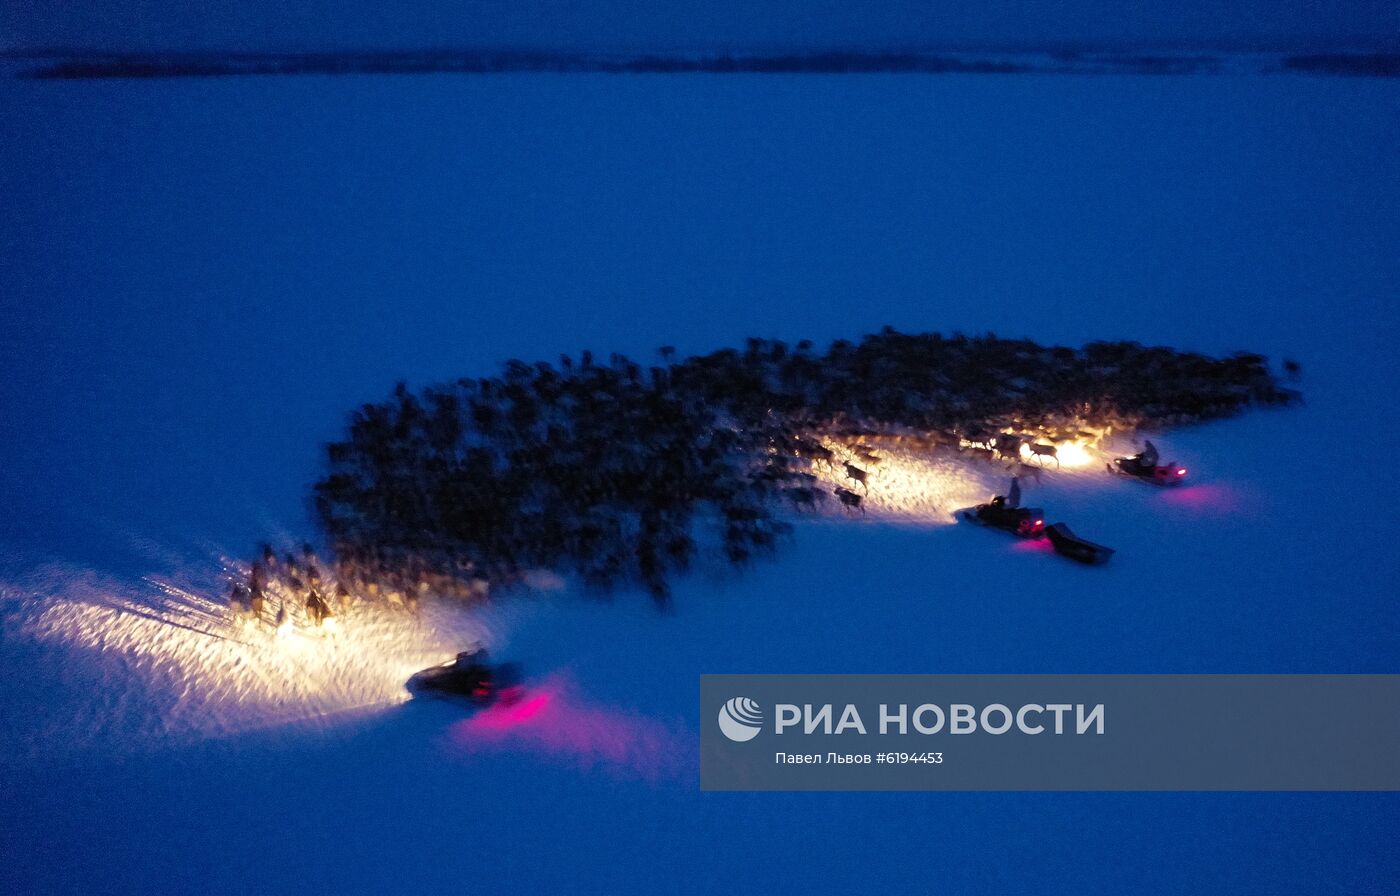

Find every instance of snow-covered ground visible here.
[1,70,1398,894]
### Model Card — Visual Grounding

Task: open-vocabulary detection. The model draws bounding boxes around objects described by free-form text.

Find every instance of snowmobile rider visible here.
[1136,441,1159,468]
[989,476,1022,509]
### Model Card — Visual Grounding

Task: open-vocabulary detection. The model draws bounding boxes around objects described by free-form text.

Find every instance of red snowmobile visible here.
[1109,440,1187,485]
[407,646,523,707]
[961,478,1114,564]
[960,477,1045,538]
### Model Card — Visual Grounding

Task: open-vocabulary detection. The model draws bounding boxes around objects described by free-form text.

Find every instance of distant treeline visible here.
[313,329,1298,603]
[21,51,1033,79]
[17,49,1400,80]
[1280,54,1400,77]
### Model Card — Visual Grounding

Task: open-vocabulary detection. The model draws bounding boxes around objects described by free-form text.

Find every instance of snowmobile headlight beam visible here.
[1017,439,1094,468]
[1054,441,1094,468]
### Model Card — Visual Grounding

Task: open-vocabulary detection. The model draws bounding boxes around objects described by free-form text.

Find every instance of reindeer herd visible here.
[275,328,1296,605]
[226,539,493,632]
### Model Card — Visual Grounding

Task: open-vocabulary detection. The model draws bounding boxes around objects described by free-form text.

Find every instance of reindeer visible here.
[962,445,995,463]
[285,573,306,602]
[852,446,881,467]
[305,588,332,626]
[785,486,823,511]
[1026,442,1060,468]
[958,428,995,451]
[1014,462,1044,485]
[992,433,1027,463]
[794,437,835,468]
[843,462,869,494]
[227,582,250,619]
[834,486,865,514]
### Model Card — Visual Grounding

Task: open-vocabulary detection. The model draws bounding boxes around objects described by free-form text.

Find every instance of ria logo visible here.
[718,696,764,742]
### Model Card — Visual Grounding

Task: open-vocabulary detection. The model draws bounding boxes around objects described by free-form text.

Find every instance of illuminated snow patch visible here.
[809,439,990,523]
[0,562,496,757]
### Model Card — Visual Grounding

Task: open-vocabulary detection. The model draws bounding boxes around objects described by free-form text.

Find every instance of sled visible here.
[1045,523,1115,565]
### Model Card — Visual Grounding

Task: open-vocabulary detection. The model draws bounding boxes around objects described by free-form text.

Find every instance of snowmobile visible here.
[961,478,1115,564]
[407,646,523,707]
[1044,522,1115,565]
[1109,440,1187,485]
[959,477,1045,538]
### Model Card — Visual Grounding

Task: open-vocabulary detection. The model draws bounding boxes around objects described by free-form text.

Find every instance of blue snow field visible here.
[1,68,1398,894]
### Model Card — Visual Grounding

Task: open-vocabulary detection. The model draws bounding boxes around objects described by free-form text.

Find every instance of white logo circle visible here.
[718,696,763,742]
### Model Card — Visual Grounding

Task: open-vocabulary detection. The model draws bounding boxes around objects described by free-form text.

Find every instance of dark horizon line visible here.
[8,46,1400,80]
[4,33,1400,59]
